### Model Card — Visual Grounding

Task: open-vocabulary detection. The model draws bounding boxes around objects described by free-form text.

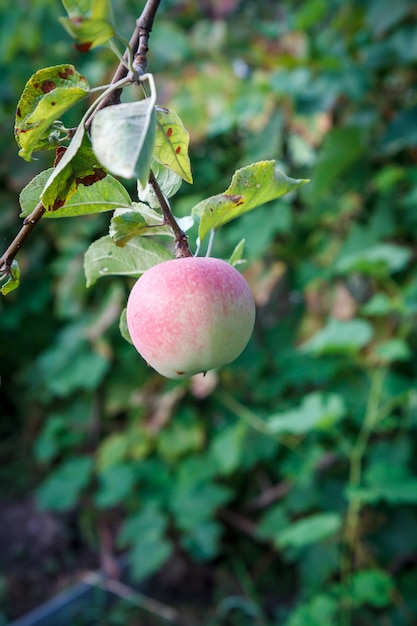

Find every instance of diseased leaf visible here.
[91,98,156,184]
[84,235,174,287]
[15,65,89,161]
[60,0,115,49]
[154,107,193,183]
[192,160,308,241]
[20,168,131,218]
[41,123,88,210]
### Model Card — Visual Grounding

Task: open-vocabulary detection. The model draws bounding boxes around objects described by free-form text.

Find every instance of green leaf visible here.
[169,481,233,532]
[376,338,411,363]
[119,308,133,344]
[277,513,342,549]
[1,261,20,296]
[267,392,346,435]
[60,0,115,49]
[95,464,136,508]
[41,122,88,209]
[97,432,129,471]
[350,462,417,504]
[301,318,373,356]
[310,127,365,198]
[20,168,131,218]
[286,594,338,626]
[210,422,247,475]
[91,98,156,184]
[228,239,246,266]
[109,205,171,247]
[84,235,174,287]
[335,243,412,277]
[154,107,193,183]
[181,521,222,560]
[36,456,93,511]
[192,160,308,242]
[15,65,89,161]
[137,160,183,208]
[350,569,394,608]
[118,504,173,582]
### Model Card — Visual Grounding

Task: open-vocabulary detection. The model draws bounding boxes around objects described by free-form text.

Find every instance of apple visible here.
[126,256,256,379]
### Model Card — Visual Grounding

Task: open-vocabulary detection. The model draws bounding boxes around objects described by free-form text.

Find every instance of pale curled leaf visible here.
[84,235,174,287]
[110,204,172,247]
[137,160,183,208]
[192,160,308,241]
[91,99,156,184]
[154,108,193,183]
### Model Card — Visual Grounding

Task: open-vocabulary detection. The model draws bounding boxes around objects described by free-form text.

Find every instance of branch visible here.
[0,0,165,280]
[0,202,45,275]
[148,170,193,258]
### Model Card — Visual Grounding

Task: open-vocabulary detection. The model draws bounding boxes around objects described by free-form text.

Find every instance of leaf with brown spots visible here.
[60,0,115,48]
[15,64,89,161]
[154,108,193,184]
[192,160,309,241]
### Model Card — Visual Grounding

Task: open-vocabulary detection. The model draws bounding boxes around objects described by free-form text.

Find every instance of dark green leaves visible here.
[192,160,308,241]
[15,64,89,161]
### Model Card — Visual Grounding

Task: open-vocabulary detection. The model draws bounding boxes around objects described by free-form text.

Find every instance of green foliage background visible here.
[2,0,417,624]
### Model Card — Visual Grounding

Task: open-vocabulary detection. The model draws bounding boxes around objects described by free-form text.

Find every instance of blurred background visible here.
[1,0,417,624]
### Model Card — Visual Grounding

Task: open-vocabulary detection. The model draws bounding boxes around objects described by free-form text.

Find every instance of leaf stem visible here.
[148,170,193,258]
[339,367,386,626]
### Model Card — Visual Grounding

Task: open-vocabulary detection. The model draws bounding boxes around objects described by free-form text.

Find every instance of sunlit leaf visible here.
[15,64,89,161]
[277,513,342,549]
[267,392,346,435]
[154,107,193,183]
[301,318,373,356]
[192,160,308,241]
[91,98,156,184]
[84,235,174,287]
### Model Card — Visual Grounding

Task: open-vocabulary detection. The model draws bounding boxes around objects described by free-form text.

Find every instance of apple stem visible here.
[205,228,216,257]
[148,170,193,258]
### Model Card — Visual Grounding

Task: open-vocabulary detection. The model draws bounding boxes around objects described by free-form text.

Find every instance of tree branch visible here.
[0,0,166,280]
[148,170,193,258]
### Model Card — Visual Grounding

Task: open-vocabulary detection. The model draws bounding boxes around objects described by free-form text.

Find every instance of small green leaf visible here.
[138,160,183,208]
[267,392,346,435]
[376,338,411,363]
[228,239,246,266]
[15,65,89,161]
[192,160,308,241]
[301,318,373,356]
[95,464,136,509]
[350,569,394,608]
[119,308,133,344]
[91,98,156,184]
[41,123,87,209]
[1,261,20,296]
[154,108,193,183]
[335,243,412,277]
[277,513,342,549]
[84,235,174,287]
[60,0,115,49]
[109,205,171,247]
[36,456,93,511]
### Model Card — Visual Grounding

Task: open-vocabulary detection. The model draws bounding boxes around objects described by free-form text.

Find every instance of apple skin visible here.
[126,256,256,379]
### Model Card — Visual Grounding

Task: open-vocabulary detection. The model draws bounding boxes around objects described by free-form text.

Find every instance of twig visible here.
[0,0,165,279]
[148,169,193,258]
[87,575,180,623]
[0,201,45,275]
